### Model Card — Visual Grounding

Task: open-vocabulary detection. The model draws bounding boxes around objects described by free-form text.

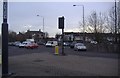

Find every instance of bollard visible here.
[55,46,59,55]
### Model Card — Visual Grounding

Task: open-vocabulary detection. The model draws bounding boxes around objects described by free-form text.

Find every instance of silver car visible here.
[74,43,87,51]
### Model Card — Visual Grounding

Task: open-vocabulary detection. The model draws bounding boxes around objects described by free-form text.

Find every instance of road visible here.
[8,45,118,59]
[8,45,119,76]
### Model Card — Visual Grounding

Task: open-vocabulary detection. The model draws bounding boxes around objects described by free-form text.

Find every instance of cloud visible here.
[65,28,82,32]
[24,25,32,28]
[2,0,117,2]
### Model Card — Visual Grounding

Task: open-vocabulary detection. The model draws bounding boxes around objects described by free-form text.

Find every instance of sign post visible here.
[2,0,13,77]
[2,0,9,76]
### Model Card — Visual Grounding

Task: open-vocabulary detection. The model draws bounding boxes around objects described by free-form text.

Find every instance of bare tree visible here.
[117,1,120,44]
[108,7,116,34]
[84,11,111,43]
[87,11,97,33]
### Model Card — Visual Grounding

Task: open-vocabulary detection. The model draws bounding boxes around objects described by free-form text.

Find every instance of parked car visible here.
[8,42,14,46]
[45,41,58,47]
[37,41,45,45]
[13,41,21,47]
[90,41,97,44]
[63,42,70,46]
[70,41,77,48]
[25,42,39,49]
[74,43,87,51]
[70,40,84,48]
[19,41,31,48]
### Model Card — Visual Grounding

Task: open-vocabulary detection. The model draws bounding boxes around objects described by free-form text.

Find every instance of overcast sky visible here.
[0,1,115,37]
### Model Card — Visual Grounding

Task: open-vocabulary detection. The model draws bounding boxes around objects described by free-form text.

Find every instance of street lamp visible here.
[37,15,46,43]
[73,4,85,43]
[37,15,45,33]
[114,0,117,43]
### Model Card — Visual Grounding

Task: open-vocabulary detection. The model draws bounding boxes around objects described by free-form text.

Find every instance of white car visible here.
[19,41,31,48]
[45,41,58,47]
[14,41,21,47]
[74,43,87,51]
[90,41,97,44]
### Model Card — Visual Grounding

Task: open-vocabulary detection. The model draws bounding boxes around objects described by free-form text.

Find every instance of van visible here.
[45,41,58,47]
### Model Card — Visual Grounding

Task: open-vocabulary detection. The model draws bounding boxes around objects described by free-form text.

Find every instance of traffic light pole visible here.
[61,28,65,55]
[58,16,66,56]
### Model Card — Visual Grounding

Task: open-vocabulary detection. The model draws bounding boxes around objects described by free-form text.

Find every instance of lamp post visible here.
[73,4,85,43]
[37,15,46,43]
[115,0,117,43]
[37,15,45,33]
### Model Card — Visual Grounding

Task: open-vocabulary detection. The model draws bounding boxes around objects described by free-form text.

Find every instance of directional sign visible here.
[3,1,7,20]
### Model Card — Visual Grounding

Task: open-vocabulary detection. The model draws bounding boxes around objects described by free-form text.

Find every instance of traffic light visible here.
[58,16,64,29]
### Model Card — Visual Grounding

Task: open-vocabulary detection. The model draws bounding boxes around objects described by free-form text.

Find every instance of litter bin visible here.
[55,45,59,55]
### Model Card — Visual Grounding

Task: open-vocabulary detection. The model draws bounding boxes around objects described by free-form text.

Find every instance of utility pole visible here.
[58,16,66,55]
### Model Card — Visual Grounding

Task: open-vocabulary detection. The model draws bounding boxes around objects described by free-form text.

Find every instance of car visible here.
[25,42,39,49]
[45,41,58,47]
[8,42,14,46]
[90,41,97,44]
[13,41,21,47]
[74,43,87,51]
[70,40,84,48]
[63,42,70,46]
[70,41,77,48]
[37,41,45,45]
[19,41,31,48]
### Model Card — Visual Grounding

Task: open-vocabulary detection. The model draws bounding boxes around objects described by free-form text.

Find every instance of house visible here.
[16,29,45,42]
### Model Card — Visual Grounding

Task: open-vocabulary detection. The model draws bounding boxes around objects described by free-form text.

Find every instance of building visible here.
[55,32,117,43]
[16,29,45,42]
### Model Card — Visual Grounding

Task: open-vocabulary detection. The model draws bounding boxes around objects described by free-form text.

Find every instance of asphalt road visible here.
[8,45,118,59]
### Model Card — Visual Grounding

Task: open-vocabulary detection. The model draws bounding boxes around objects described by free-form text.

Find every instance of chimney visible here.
[39,29,41,32]
[27,29,30,32]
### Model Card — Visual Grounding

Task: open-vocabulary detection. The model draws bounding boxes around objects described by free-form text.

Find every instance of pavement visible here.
[8,52,119,76]
[0,49,1,77]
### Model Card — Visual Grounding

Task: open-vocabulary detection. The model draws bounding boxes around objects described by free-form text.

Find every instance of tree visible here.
[8,30,17,42]
[86,11,108,43]
[107,6,116,34]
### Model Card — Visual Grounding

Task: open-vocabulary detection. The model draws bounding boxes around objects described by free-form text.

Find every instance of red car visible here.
[25,43,39,49]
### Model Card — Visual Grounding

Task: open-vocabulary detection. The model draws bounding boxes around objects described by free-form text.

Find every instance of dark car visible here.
[37,41,45,45]
[63,42,70,46]
[70,41,77,48]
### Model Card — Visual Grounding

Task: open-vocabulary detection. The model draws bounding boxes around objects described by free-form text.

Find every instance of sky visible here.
[0,1,115,37]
